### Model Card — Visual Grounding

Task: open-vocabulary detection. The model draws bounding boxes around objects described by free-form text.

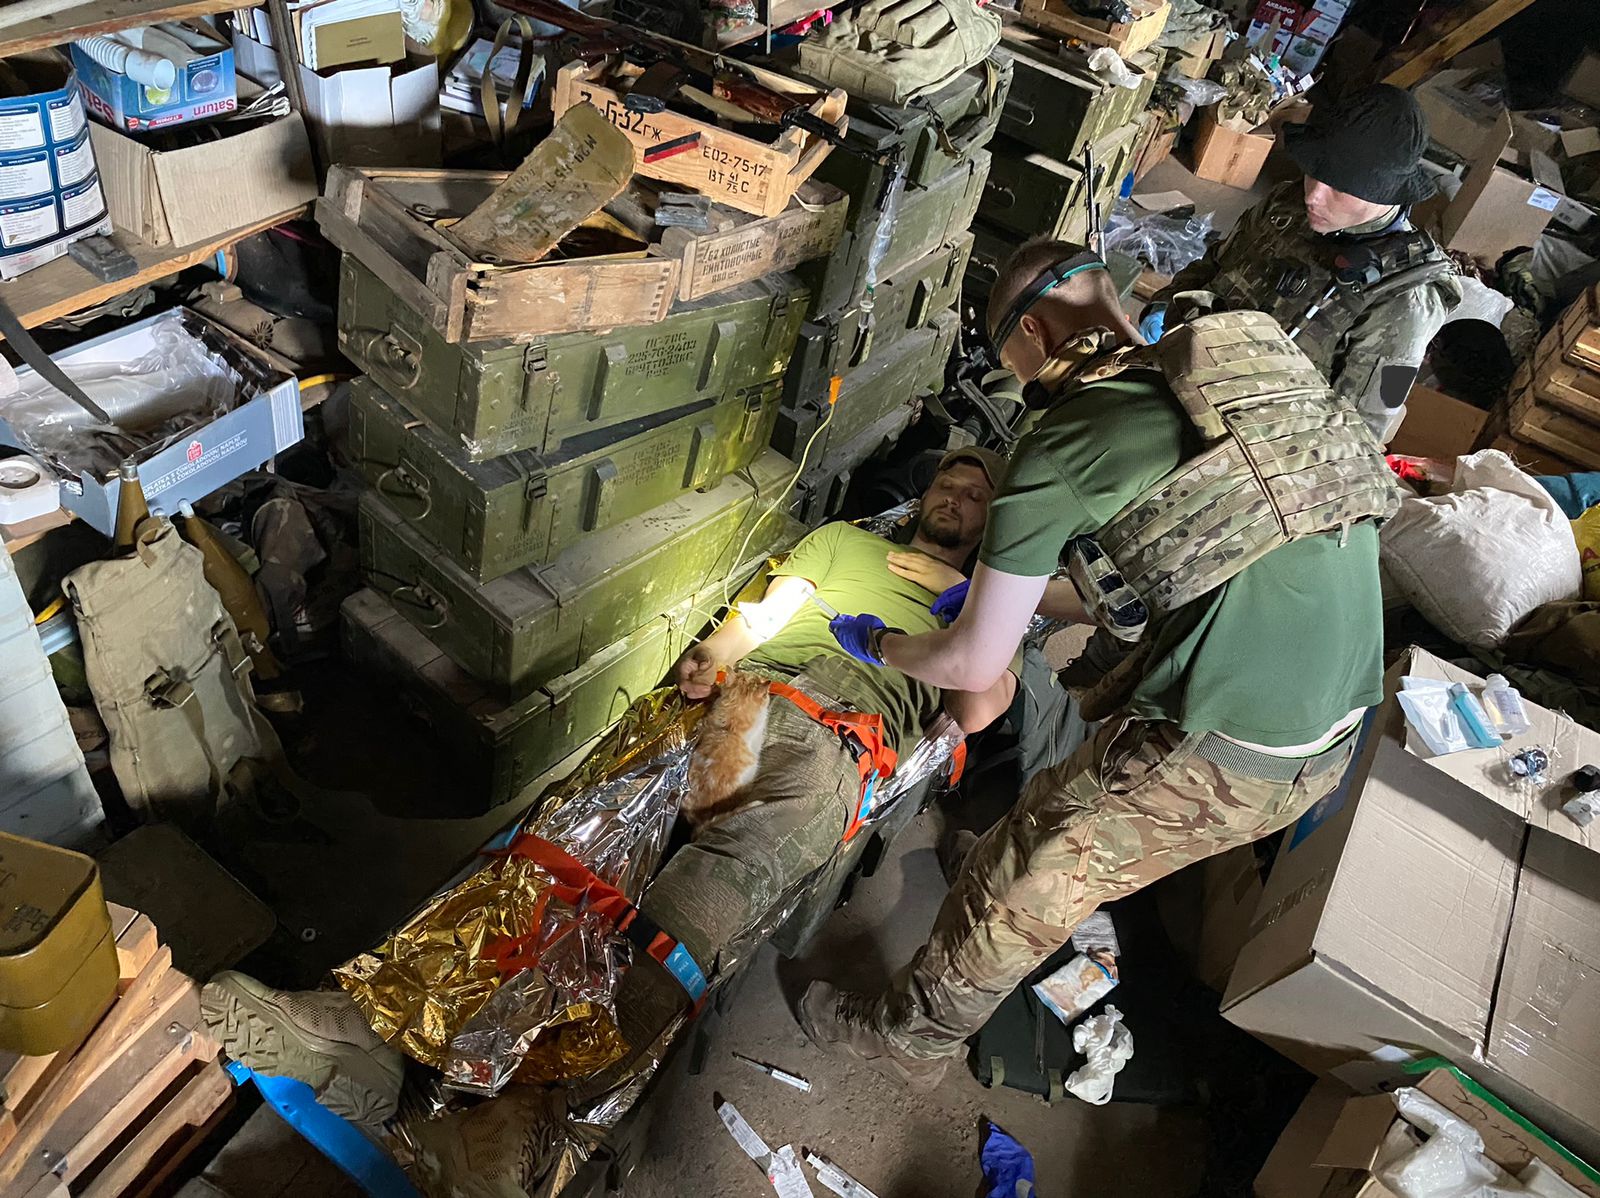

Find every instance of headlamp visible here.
[987,250,1109,351]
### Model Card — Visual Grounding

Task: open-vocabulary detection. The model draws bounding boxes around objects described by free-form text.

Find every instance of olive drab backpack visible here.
[1064,310,1401,645]
[65,518,278,828]
[797,0,1002,106]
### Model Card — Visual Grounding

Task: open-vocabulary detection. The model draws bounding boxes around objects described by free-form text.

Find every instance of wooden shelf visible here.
[0,204,310,340]
[0,0,247,59]
[716,0,825,48]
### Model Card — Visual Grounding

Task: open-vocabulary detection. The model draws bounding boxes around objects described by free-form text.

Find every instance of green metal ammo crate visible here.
[810,53,1012,195]
[338,256,807,461]
[773,308,958,461]
[964,219,1013,302]
[348,377,781,582]
[791,402,919,525]
[797,148,990,318]
[341,520,804,809]
[981,119,1143,241]
[358,452,797,696]
[784,233,973,411]
[999,28,1160,164]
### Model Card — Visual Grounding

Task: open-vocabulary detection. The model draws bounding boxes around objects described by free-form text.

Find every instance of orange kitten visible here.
[684,671,771,830]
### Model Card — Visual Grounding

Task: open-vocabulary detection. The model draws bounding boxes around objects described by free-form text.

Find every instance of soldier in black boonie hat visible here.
[1149,84,1463,446]
[1283,84,1438,206]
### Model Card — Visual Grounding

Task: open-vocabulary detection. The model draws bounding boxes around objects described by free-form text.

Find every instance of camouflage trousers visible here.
[640,695,860,975]
[871,714,1356,1058]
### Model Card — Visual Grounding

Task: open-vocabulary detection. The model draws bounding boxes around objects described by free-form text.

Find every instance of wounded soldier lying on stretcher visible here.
[198,447,1081,1134]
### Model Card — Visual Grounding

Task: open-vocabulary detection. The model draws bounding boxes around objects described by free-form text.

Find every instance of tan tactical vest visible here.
[1066,311,1400,641]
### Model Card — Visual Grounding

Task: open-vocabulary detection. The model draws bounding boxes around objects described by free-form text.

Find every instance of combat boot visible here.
[799,981,948,1091]
[201,972,405,1127]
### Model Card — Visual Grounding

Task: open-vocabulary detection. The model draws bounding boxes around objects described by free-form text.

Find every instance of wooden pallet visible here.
[1018,0,1170,54]
[0,906,233,1198]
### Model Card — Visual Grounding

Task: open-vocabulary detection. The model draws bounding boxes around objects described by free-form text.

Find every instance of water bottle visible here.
[1482,674,1532,739]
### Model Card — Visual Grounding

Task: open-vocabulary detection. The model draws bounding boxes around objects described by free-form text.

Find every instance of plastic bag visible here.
[1380,450,1582,648]
[1,310,243,480]
[1161,71,1227,105]
[1088,46,1145,89]
[1573,503,1600,600]
[1376,1089,1510,1198]
[1102,199,1215,276]
[1065,1005,1133,1105]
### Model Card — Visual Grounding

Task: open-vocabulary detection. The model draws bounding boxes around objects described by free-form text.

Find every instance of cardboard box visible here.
[0,51,112,281]
[1414,68,1502,161]
[71,22,237,131]
[1418,111,1561,262]
[1385,384,1489,460]
[1283,34,1334,75]
[1563,49,1600,109]
[1259,1069,1600,1198]
[1170,26,1228,78]
[0,309,303,535]
[1190,108,1274,189]
[1223,648,1600,1161]
[1246,0,1301,56]
[297,48,440,167]
[88,99,317,246]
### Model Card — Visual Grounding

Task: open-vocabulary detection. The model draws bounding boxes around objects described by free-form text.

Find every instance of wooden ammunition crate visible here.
[0,906,232,1198]
[552,57,847,219]
[1504,286,1600,469]
[648,180,849,302]
[1018,0,1170,54]
[319,165,680,344]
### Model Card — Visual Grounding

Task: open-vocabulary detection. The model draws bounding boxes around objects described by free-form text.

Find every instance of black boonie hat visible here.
[1284,84,1437,206]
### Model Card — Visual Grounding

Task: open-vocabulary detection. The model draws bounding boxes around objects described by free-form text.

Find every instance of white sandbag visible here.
[1380,450,1581,648]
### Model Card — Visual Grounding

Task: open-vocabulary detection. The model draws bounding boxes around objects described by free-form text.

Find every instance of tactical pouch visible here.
[66,520,271,827]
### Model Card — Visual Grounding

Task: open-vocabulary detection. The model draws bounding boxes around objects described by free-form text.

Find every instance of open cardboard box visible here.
[88,79,318,247]
[1416,110,1562,261]
[1223,647,1600,1163]
[1257,1068,1600,1198]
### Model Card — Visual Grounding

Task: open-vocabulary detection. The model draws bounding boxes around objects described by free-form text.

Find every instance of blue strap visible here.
[224,1061,422,1198]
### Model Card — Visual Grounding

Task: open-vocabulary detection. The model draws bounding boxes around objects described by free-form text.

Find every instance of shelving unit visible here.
[0,0,245,59]
[716,0,823,49]
[0,205,311,341]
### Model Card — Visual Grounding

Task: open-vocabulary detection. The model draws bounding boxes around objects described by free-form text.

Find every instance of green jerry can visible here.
[784,233,973,411]
[347,376,782,582]
[982,118,1144,241]
[811,53,1013,195]
[773,308,959,461]
[342,515,806,809]
[798,148,991,318]
[0,833,119,1056]
[338,256,807,462]
[359,451,798,696]
[999,28,1161,164]
[791,402,918,525]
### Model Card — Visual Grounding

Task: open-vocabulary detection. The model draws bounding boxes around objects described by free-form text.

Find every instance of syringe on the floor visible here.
[732,1051,813,1092]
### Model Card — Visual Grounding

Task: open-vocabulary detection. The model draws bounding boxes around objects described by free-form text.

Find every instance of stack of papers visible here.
[287,0,405,71]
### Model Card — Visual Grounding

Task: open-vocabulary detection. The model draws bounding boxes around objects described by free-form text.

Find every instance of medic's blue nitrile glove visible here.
[829,613,888,666]
[1139,303,1168,344]
[931,580,970,622]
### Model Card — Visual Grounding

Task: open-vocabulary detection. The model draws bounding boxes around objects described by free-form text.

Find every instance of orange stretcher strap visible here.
[485,834,711,1007]
[484,833,637,975]
[766,680,898,843]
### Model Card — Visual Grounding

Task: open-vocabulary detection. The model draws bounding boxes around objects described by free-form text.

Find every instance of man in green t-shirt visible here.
[801,239,1387,1087]
[638,449,1022,978]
